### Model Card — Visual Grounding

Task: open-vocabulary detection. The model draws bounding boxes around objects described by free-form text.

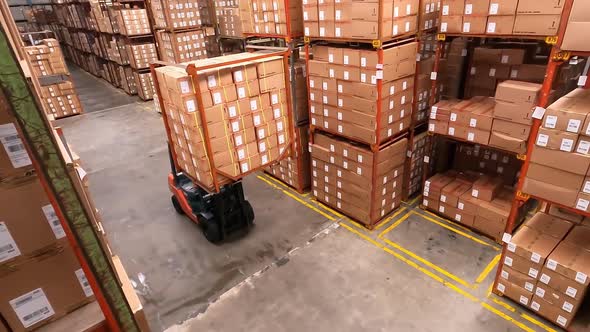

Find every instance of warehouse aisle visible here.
[56,68,333,331]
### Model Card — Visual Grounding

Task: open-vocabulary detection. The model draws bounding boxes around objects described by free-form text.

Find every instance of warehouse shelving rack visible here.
[0,17,140,332]
[420,0,590,327]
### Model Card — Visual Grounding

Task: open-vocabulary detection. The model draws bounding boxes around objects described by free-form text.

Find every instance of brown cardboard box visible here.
[493,100,533,125]
[548,205,584,224]
[500,266,538,293]
[526,163,584,189]
[535,128,578,152]
[0,176,66,264]
[463,0,490,15]
[457,191,480,214]
[508,224,564,267]
[544,96,590,134]
[462,16,487,34]
[422,197,439,211]
[486,15,515,35]
[530,295,573,328]
[530,146,590,174]
[516,0,564,15]
[441,0,466,16]
[513,15,560,36]
[546,241,590,286]
[473,215,504,239]
[563,225,590,250]
[534,283,583,317]
[509,64,546,83]
[0,111,34,180]
[495,80,541,104]
[440,15,462,33]
[496,279,533,307]
[504,250,542,277]
[522,177,579,207]
[538,267,587,302]
[488,0,518,15]
[0,247,93,331]
[471,175,502,201]
[440,180,471,206]
[492,119,530,140]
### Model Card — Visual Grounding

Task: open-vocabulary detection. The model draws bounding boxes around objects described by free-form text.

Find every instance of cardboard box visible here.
[538,267,587,302]
[530,295,573,328]
[440,15,462,33]
[440,180,471,206]
[526,163,584,189]
[0,247,94,331]
[513,15,560,36]
[535,128,578,152]
[500,265,537,293]
[508,224,563,268]
[441,0,466,16]
[544,96,590,134]
[462,16,487,34]
[493,100,533,125]
[488,0,518,15]
[492,119,530,140]
[496,279,533,307]
[516,0,564,15]
[548,205,584,224]
[495,80,541,104]
[546,241,590,286]
[486,15,515,35]
[471,175,502,201]
[464,0,490,15]
[489,131,526,154]
[522,177,579,208]
[530,146,590,174]
[473,215,504,239]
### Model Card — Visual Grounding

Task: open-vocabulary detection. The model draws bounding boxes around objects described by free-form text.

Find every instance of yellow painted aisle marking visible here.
[378,211,412,238]
[521,314,558,332]
[405,195,420,207]
[481,303,535,332]
[492,297,516,312]
[374,207,408,231]
[420,210,474,233]
[476,254,502,285]
[486,282,494,296]
[341,222,535,332]
[256,176,335,221]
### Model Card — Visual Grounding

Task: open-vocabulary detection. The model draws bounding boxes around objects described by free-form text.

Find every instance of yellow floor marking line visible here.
[486,282,494,297]
[492,297,516,312]
[262,174,310,197]
[342,223,535,332]
[257,176,335,221]
[381,237,472,289]
[520,314,557,332]
[374,207,408,231]
[404,195,421,207]
[481,303,535,332]
[475,254,502,285]
[419,210,473,233]
[377,210,412,238]
[417,212,499,249]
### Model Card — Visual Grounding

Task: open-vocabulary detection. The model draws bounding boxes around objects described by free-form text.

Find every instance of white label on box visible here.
[309,79,315,89]
[470,67,477,75]
[467,132,475,141]
[486,22,495,33]
[10,288,55,328]
[511,69,518,78]
[258,128,265,138]
[525,282,534,292]
[547,259,558,270]
[430,71,437,80]
[532,107,546,119]
[531,252,541,263]
[0,222,20,263]
[42,204,65,239]
[429,123,436,132]
[241,162,249,173]
[545,115,557,129]
[424,156,430,163]
[440,22,448,32]
[472,189,479,198]
[439,205,445,213]
[463,22,471,32]
[502,233,512,244]
[394,6,399,17]
[423,199,429,206]
[235,135,244,147]
[180,81,190,93]
[464,3,473,14]
[207,75,217,88]
[561,139,575,152]
[489,68,497,77]
[504,256,513,266]
[536,287,545,298]
[576,198,589,211]
[250,99,258,111]
[529,268,539,278]
[540,273,551,284]
[457,202,464,210]
[356,167,362,175]
[575,271,587,284]
[578,141,590,155]
[450,113,457,122]
[557,316,567,327]
[455,214,461,222]
[536,134,549,147]
[507,242,516,252]
[442,5,449,15]
[338,125,343,133]
[497,283,506,293]
[75,269,94,297]
[501,270,509,279]
[319,10,325,20]
[343,161,348,169]
[567,119,581,132]
[563,301,574,313]
[335,27,342,37]
[530,301,540,312]
[430,106,438,119]
[232,121,240,132]
[448,127,455,136]
[238,87,246,99]
[388,115,394,124]
[501,55,509,64]
[566,286,578,298]
[440,195,447,203]
[0,123,32,168]
[323,96,328,104]
[579,76,588,87]
[489,3,499,14]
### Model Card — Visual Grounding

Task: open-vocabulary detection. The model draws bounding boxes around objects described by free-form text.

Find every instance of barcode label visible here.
[10,288,55,328]
[0,222,21,263]
[0,123,32,168]
[75,269,94,297]
[42,205,65,239]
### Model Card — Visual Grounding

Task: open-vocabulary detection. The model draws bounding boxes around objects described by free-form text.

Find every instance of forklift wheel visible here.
[171,195,185,215]
[202,219,222,243]
[244,200,255,226]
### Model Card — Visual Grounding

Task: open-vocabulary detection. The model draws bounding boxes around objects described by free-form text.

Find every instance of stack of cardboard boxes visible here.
[406,131,430,197]
[104,35,129,65]
[243,0,303,37]
[311,132,406,226]
[156,30,209,63]
[154,53,292,190]
[150,0,202,30]
[440,0,563,36]
[523,88,590,212]
[215,0,248,37]
[38,81,84,119]
[134,72,155,101]
[127,43,158,70]
[419,0,440,31]
[439,37,468,100]
[24,39,68,77]
[266,126,311,192]
[302,0,418,40]
[498,211,590,328]
[117,8,151,36]
[119,66,138,95]
[0,97,94,331]
[308,42,416,145]
[466,47,526,97]
[423,170,515,240]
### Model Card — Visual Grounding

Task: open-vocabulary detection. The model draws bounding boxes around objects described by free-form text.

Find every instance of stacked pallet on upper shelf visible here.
[214,0,247,38]
[440,0,564,36]
[240,0,303,39]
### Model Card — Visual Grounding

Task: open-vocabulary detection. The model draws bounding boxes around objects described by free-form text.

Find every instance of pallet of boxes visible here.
[154,52,294,190]
[497,210,590,329]
[307,39,417,229]
[23,39,83,120]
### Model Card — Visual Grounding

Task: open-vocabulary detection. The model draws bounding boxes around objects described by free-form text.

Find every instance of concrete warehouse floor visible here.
[55,66,586,332]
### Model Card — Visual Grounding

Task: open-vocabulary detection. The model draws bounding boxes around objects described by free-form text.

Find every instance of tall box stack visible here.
[156,30,209,63]
[126,43,158,70]
[497,211,590,328]
[311,132,407,227]
[0,96,94,331]
[419,0,440,31]
[523,88,590,212]
[215,0,248,37]
[242,0,303,38]
[117,9,151,36]
[134,72,156,101]
[150,0,202,30]
[303,0,418,40]
[466,47,525,97]
[440,0,564,36]
[406,131,431,197]
[490,80,542,154]
[308,42,417,146]
[23,39,84,120]
[154,53,293,191]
